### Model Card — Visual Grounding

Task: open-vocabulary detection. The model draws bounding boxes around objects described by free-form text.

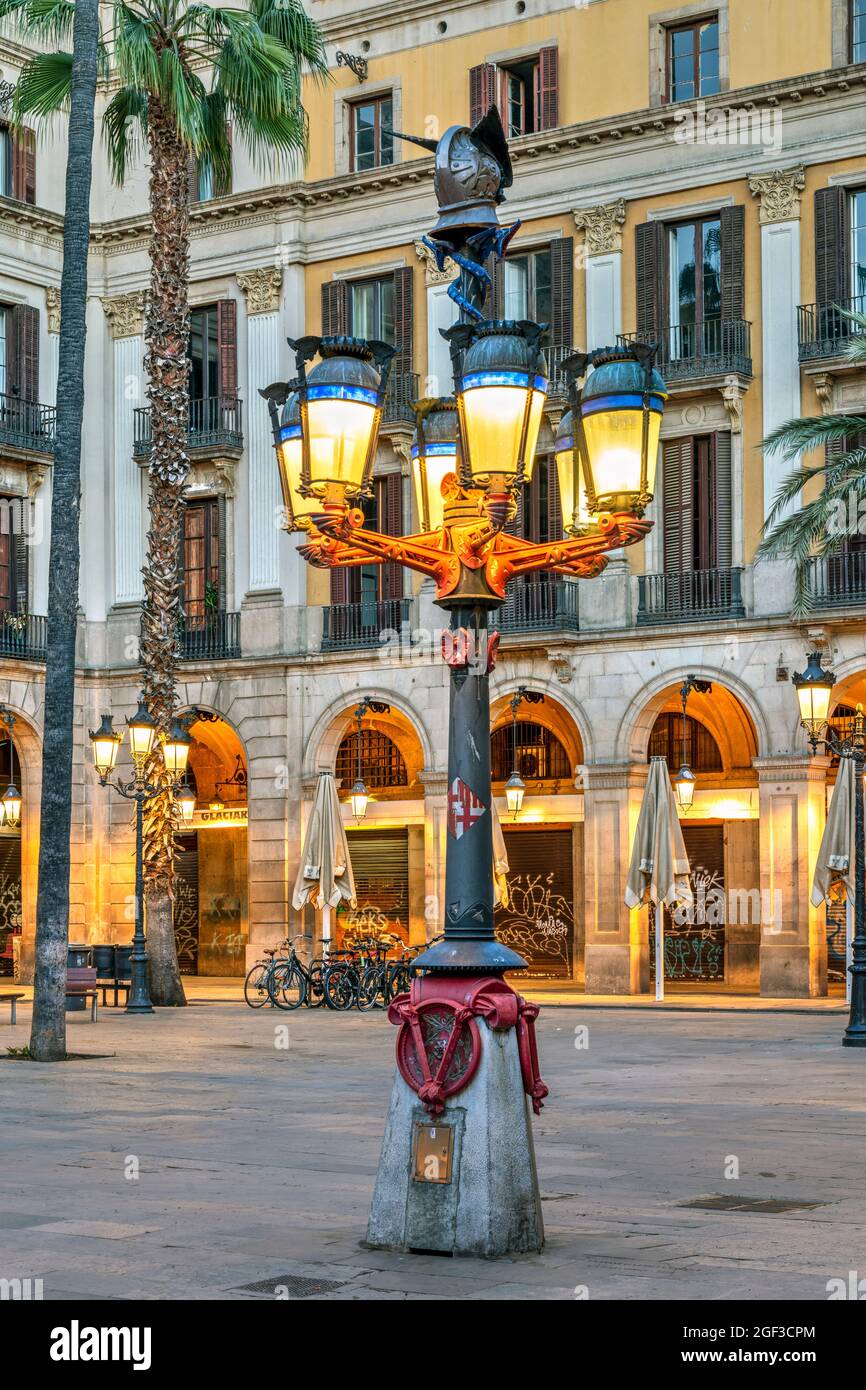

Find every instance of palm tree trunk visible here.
[29,0,100,1061]
[140,98,190,1007]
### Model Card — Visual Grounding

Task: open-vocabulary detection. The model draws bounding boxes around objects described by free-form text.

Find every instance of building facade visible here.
[2,0,866,994]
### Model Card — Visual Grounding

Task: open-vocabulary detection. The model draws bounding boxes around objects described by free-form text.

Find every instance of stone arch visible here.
[490,681,585,779]
[304,687,434,784]
[0,699,42,980]
[616,666,764,775]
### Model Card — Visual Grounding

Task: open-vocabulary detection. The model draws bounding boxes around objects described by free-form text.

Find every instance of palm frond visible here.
[11,50,73,120]
[761,413,866,459]
[0,0,75,41]
[248,0,328,80]
[102,84,148,185]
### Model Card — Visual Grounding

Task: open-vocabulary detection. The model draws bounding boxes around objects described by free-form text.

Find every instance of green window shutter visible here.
[815,185,849,308]
[713,431,733,570]
[662,436,693,572]
[635,222,666,340]
[392,267,414,376]
[549,237,574,351]
[321,279,348,336]
[720,205,745,322]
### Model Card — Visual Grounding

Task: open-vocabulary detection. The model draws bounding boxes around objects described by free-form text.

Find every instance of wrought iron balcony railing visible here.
[133,396,244,456]
[0,611,47,660]
[0,393,57,454]
[797,295,866,361]
[637,568,745,624]
[178,610,241,660]
[544,345,575,401]
[807,550,866,606]
[619,319,752,382]
[381,372,419,427]
[322,597,410,651]
[499,578,579,634]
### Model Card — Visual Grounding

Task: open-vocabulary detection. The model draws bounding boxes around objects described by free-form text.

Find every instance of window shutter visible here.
[713,432,732,570]
[537,46,559,131]
[488,255,504,318]
[505,486,525,537]
[549,237,574,350]
[815,186,849,308]
[188,151,200,202]
[11,529,28,614]
[9,304,38,402]
[329,565,350,605]
[469,63,498,125]
[216,299,237,401]
[11,127,35,204]
[635,222,666,340]
[547,453,563,538]
[380,471,404,601]
[214,123,232,198]
[662,436,693,572]
[216,495,227,610]
[392,267,414,376]
[720,205,745,322]
[321,280,348,336]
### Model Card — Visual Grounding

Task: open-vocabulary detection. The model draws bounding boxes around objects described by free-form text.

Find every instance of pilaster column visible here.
[238,267,283,594]
[573,200,626,349]
[582,761,649,994]
[754,753,829,997]
[748,167,805,522]
[420,770,448,946]
[103,292,146,605]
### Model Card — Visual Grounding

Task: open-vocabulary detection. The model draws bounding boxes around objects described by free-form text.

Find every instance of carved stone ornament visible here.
[721,374,744,435]
[46,286,60,335]
[812,372,835,416]
[748,167,805,224]
[414,238,458,286]
[237,265,283,315]
[573,199,627,256]
[103,291,147,339]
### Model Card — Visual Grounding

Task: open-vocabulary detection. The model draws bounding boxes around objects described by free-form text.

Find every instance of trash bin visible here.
[115,945,133,981]
[92,945,116,980]
[67,944,92,1011]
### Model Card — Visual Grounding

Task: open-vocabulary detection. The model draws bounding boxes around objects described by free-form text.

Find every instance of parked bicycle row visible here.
[244,933,421,1011]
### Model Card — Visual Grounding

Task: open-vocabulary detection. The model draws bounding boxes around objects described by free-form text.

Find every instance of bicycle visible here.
[357,936,417,1011]
[244,940,291,1008]
[267,935,323,1011]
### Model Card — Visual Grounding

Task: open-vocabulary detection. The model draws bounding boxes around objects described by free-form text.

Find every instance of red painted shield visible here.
[447,776,486,840]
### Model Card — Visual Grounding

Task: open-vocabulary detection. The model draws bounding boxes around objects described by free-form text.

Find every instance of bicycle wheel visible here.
[268,961,306,1010]
[325,964,356,1011]
[388,963,411,1000]
[305,961,326,1008]
[244,962,272,1009]
[357,966,382,1011]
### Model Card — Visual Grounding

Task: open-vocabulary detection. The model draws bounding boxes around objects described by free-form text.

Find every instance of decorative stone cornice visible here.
[414,237,457,285]
[748,166,806,224]
[237,265,282,315]
[45,286,60,334]
[573,199,626,256]
[103,291,146,339]
[721,374,745,434]
[811,371,836,415]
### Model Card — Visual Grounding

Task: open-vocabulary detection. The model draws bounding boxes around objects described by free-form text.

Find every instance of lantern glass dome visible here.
[578,349,667,513]
[505,771,525,818]
[350,778,369,821]
[176,781,196,823]
[303,340,383,499]
[89,713,122,782]
[163,718,192,779]
[277,391,305,526]
[792,650,835,739]
[458,323,547,486]
[553,409,590,536]
[411,400,458,532]
[675,764,696,811]
[1,783,21,827]
[126,696,158,765]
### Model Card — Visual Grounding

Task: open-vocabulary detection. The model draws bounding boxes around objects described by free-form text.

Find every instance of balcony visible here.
[179,611,240,661]
[322,597,410,652]
[0,612,47,660]
[619,320,752,384]
[0,393,56,456]
[544,346,574,401]
[133,397,244,458]
[381,372,419,429]
[638,568,745,624]
[499,579,579,634]
[807,551,866,607]
[798,296,866,362]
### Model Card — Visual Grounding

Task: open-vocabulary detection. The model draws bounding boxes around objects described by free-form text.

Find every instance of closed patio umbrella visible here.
[492,800,510,910]
[293,771,356,945]
[812,755,857,1000]
[624,756,691,1000]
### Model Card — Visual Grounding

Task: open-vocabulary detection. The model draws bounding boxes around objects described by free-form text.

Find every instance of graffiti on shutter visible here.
[340,828,409,948]
[650,822,725,982]
[173,833,200,974]
[0,834,21,978]
[495,826,574,979]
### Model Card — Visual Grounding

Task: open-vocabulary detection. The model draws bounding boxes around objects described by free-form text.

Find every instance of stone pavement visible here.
[0,998,862,1301]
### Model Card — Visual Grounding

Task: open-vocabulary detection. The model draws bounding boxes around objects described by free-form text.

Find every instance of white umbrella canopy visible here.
[491,800,510,910]
[624,756,691,999]
[293,772,357,921]
[812,754,856,908]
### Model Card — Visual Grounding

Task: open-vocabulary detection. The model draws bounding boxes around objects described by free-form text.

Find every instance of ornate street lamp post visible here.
[792,651,866,1047]
[262,107,667,1254]
[89,699,191,1014]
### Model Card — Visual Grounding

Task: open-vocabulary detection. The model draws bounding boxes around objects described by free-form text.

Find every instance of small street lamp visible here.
[675,675,713,812]
[89,697,191,1014]
[349,696,391,822]
[0,704,21,829]
[505,687,544,819]
[792,652,866,1047]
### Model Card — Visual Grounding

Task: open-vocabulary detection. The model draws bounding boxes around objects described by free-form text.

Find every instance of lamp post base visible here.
[366,1011,544,1258]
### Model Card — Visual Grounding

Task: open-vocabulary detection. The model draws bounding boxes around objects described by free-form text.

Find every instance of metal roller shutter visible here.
[496,826,574,979]
[340,828,410,947]
[652,822,725,983]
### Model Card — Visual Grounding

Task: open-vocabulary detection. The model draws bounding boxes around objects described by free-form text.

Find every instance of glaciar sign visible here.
[50,1322,152,1372]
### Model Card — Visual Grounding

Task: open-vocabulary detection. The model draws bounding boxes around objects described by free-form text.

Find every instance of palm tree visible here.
[759,309,866,615]
[0,0,101,1060]
[8,2,327,1005]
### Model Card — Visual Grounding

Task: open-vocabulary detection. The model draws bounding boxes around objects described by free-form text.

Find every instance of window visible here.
[667,16,720,102]
[500,58,540,137]
[853,0,866,63]
[182,499,221,622]
[188,305,219,401]
[649,713,722,772]
[336,729,407,790]
[669,216,721,354]
[330,472,403,611]
[662,433,732,573]
[490,721,571,783]
[349,94,393,172]
[503,248,552,322]
[0,126,10,198]
[469,49,558,133]
[348,276,394,341]
[852,191,866,299]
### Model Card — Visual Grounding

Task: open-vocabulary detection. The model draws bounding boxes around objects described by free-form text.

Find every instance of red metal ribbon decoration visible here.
[389,974,549,1116]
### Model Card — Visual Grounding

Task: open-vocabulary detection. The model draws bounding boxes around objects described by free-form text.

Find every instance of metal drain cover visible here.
[679,1195,824,1214]
[235,1274,348,1299]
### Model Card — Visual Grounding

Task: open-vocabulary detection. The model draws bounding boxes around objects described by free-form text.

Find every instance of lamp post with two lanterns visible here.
[89,698,192,1014]
[261,107,668,1254]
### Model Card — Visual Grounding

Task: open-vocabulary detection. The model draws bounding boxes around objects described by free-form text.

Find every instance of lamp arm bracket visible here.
[489,513,651,583]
